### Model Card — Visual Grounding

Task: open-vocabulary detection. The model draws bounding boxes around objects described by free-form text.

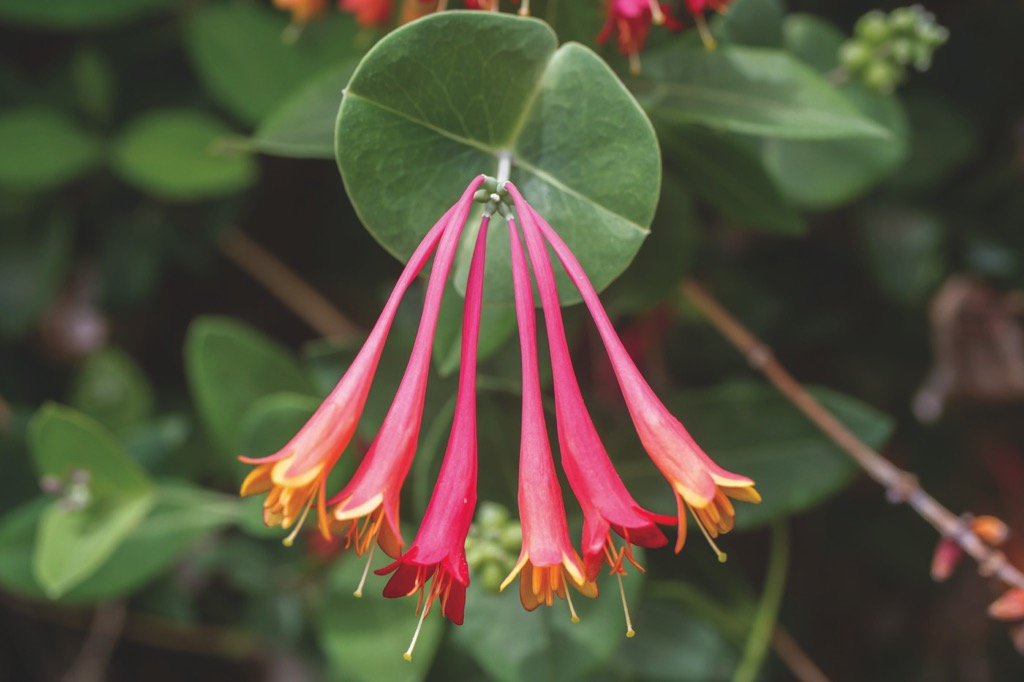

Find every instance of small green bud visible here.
[839,41,873,71]
[855,10,890,44]
[479,563,505,592]
[912,43,933,71]
[863,60,900,93]
[500,524,523,552]
[891,38,914,65]
[918,23,949,48]
[889,7,919,33]
[478,501,510,530]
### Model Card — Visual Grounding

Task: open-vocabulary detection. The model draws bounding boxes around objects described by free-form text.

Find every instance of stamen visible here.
[436,0,447,10]
[694,13,717,51]
[518,0,530,16]
[616,572,636,638]
[647,0,665,25]
[404,601,432,661]
[282,497,314,547]
[628,49,641,77]
[353,543,377,598]
[688,505,727,563]
[564,579,581,624]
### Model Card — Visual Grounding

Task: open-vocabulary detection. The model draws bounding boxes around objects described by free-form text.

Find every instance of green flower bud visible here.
[912,43,933,72]
[479,563,505,593]
[863,60,901,93]
[500,524,523,552]
[891,38,914,65]
[477,501,510,530]
[839,41,873,71]
[889,6,919,33]
[918,23,949,48]
[855,10,890,45]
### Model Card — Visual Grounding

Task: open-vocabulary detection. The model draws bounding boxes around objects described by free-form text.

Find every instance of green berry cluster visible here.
[839,5,949,93]
[464,502,523,592]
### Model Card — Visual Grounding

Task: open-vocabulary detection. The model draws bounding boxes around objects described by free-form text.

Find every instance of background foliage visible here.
[1,0,1023,680]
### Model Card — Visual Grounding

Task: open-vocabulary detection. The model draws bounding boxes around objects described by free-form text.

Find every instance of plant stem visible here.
[681,278,1024,592]
[219,230,361,342]
[732,522,789,682]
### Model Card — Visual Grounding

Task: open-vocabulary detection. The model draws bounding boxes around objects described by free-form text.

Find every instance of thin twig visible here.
[219,230,362,342]
[681,278,1024,592]
[60,601,126,682]
[771,627,832,682]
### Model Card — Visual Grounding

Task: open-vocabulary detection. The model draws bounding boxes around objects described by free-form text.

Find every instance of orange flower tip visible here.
[971,515,1009,546]
[988,588,1024,621]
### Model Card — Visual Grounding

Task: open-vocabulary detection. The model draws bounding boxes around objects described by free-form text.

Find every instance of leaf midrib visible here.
[343,89,651,237]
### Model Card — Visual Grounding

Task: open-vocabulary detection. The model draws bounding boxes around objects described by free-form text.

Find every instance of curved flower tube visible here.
[326,176,487,559]
[505,184,670,582]
[499,216,598,619]
[519,196,761,556]
[239,198,467,543]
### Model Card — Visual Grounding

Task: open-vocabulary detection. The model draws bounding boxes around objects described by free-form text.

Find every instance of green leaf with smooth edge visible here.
[0,108,102,192]
[0,0,168,28]
[185,316,316,454]
[711,0,784,48]
[187,4,360,127]
[30,403,152,496]
[28,404,156,597]
[239,392,322,459]
[113,109,257,201]
[452,549,645,682]
[761,17,909,208]
[889,94,979,193]
[336,12,661,306]
[317,551,444,682]
[633,45,889,140]
[251,60,358,159]
[657,124,804,235]
[620,383,893,530]
[0,483,241,603]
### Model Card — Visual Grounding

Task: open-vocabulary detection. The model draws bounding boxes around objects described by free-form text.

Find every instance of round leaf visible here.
[336,12,661,305]
[113,109,257,201]
[0,108,102,192]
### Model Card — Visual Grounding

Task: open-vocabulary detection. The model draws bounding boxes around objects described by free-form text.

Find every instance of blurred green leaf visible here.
[70,347,155,433]
[0,482,241,602]
[658,125,804,235]
[186,4,360,126]
[0,108,102,192]
[452,550,646,682]
[185,316,315,454]
[71,47,116,124]
[635,45,889,140]
[712,0,784,48]
[433,278,518,378]
[239,392,321,459]
[616,599,739,681]
[889,94,980,193]
[0,213,72,338]
[620,383,893,529]
[113,109,257,201]
[336,12,660,306]
[858,203,946,305]
[0,0,168,28]
[28,404,156,597]
[250,60,357,159]
[760,16,909,208]
[317,551,444,682]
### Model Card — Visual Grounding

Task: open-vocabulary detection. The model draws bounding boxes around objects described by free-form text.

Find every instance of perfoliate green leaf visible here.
[0,108,102,192]
[633,45,890,140]
[113,109,257,201]
[336,11,661,306]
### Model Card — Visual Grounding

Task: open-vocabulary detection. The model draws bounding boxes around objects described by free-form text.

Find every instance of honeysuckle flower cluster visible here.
[240,175,759,657]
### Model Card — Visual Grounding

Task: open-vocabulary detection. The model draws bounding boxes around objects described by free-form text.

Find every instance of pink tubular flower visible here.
[684,0,732,49]
[239,197,469,545]
[325,176,487,561]
[499,217,598,620]
[376,213,490,660]
[517,193,761,560]
[597,0,682,75]
[339,0,392,27]
[505,184,671,587]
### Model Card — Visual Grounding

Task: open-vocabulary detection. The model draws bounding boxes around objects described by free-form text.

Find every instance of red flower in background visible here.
[597,0,682,75]
[339,0,392,27]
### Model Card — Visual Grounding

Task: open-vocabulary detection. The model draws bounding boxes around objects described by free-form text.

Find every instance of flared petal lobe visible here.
[499,217,597,613]
[519,194,760,555]
[239,199,468,540]
[326,175,487,558]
